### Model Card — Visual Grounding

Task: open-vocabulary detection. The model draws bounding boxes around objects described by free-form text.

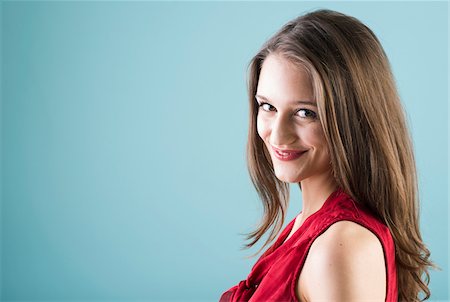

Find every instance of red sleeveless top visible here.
[220,187,398,302]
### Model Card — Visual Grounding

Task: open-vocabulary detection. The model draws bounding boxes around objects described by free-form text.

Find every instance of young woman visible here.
[220,9,433,302]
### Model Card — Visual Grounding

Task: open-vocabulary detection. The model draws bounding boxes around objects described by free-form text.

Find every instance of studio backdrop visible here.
[1,1,448,301]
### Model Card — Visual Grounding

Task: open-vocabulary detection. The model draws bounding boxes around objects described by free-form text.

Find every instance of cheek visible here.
[309,126,331,162]
[256,115,270,139]
[301,124,326,145]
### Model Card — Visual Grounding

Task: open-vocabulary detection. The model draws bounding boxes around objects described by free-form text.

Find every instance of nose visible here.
[270,114,297,147]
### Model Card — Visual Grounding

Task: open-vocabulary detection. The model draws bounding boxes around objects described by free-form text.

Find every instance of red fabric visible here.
[220,187,398,302]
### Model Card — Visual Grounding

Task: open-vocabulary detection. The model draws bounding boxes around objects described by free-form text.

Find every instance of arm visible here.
[297,221,386,302]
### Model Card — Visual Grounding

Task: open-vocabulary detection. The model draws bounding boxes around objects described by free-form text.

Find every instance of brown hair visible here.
[243,8,434,301]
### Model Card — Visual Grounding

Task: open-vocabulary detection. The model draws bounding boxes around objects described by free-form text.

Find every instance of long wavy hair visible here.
[243,9,434,301]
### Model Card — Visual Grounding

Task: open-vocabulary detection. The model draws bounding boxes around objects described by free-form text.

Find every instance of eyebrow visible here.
[255,94,317,107]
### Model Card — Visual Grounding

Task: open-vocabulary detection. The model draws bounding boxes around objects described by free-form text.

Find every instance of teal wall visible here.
[1,1,448,301]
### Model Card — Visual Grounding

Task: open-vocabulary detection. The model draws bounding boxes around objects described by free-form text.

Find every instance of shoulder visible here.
[297,220,386,302]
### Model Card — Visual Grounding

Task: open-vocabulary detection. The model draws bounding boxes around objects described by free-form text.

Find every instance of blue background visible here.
[1,1,448,301]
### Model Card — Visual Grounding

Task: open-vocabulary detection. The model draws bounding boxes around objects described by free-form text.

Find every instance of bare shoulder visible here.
[296,221,386,302]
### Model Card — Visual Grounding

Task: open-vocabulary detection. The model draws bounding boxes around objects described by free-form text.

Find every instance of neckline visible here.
[275,186,343,251]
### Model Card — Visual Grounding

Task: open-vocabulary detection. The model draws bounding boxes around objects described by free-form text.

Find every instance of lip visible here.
[271,145,307,161]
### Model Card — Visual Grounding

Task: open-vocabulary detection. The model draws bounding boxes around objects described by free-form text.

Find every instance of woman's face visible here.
[256,53,332,184]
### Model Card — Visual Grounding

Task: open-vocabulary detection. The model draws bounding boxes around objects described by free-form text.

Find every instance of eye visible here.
[258,102,276,112]
[297,109,317,119]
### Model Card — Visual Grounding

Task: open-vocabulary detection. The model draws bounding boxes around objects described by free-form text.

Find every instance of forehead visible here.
[257,54,314,104]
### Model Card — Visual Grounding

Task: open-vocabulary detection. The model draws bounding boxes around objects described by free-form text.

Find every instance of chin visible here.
[274,172,302,183]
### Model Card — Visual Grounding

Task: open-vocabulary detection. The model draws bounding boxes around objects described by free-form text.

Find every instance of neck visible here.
[299,170,338,219]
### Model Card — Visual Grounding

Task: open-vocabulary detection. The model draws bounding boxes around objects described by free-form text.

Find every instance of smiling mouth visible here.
[272,146,307,161]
